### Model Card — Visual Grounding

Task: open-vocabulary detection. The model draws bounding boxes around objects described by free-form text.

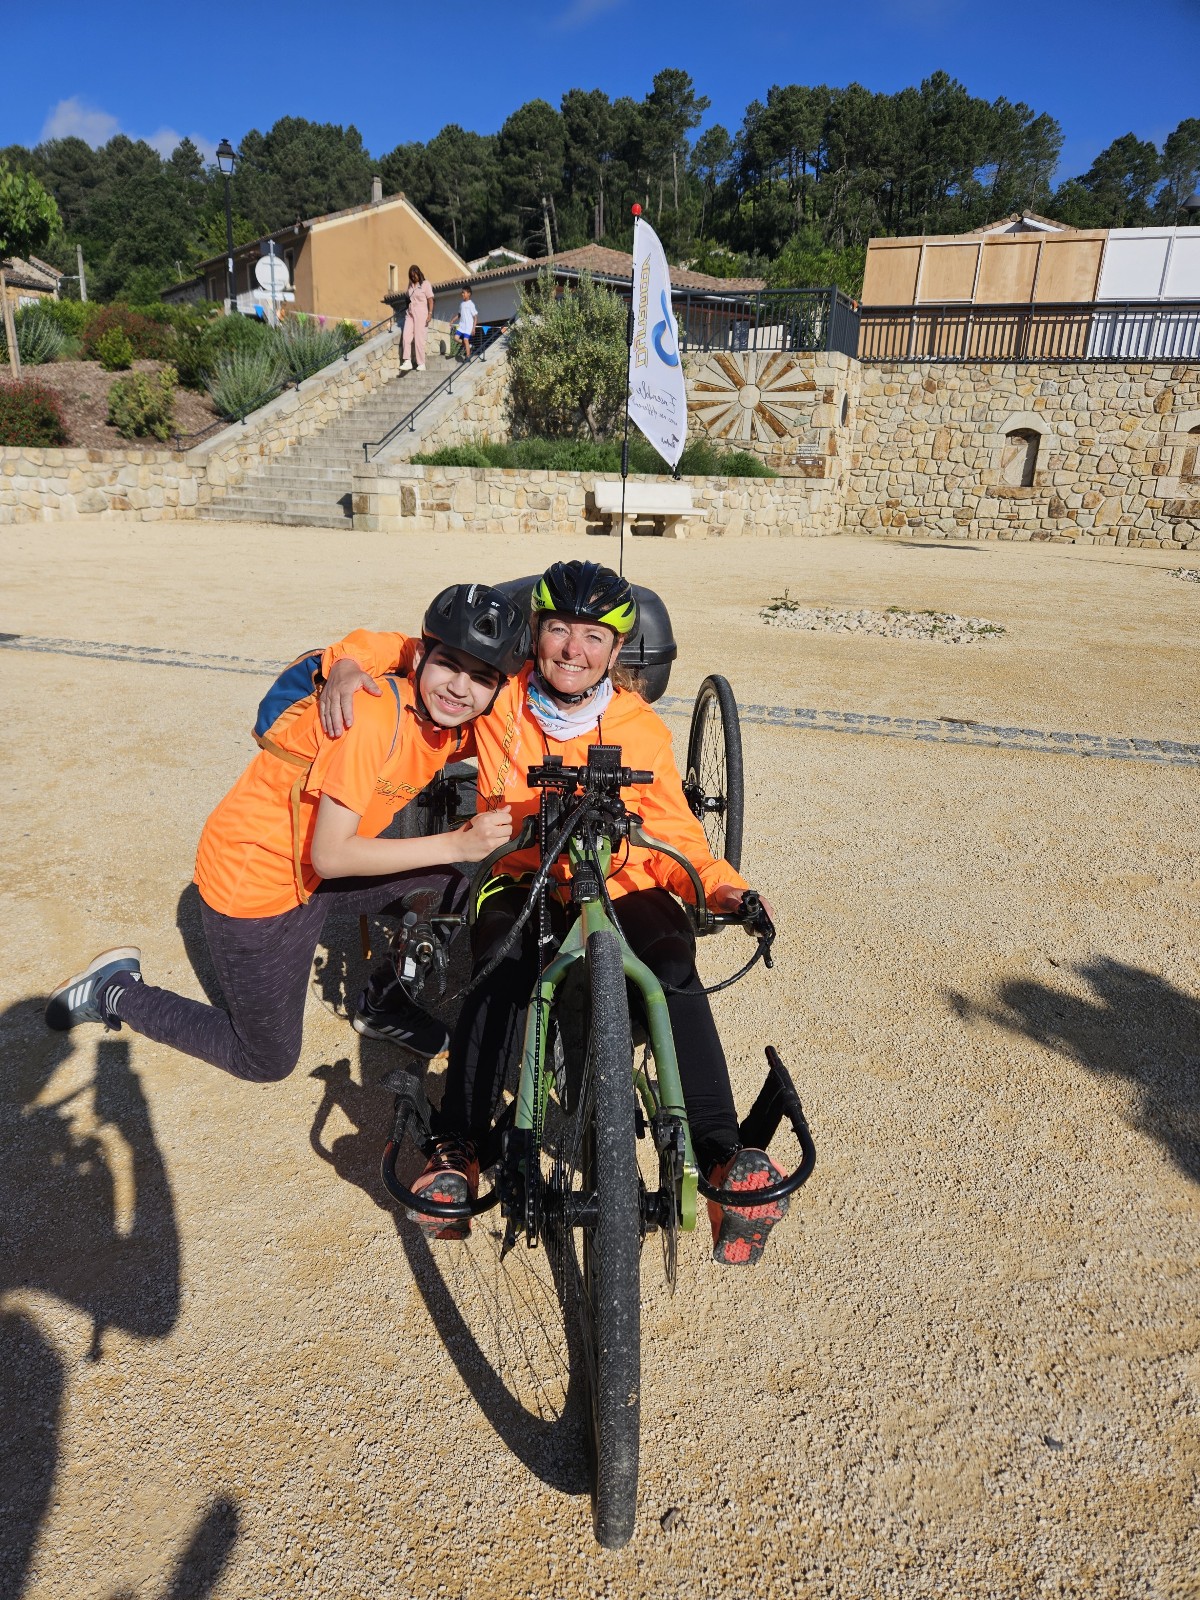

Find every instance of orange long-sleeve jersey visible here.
[326,631,749,907]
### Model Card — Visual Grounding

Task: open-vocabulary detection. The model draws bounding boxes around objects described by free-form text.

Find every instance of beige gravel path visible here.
[1,521,1197,1600]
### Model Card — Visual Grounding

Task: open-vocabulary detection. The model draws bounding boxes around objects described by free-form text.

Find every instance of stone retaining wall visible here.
[847,361,1200,549]
[351,462,840,538]
[0,447,201,525]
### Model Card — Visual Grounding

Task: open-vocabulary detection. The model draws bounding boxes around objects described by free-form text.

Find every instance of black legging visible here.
[436,884,740,1171]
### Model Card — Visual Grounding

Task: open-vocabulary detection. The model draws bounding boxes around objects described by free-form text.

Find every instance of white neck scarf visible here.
[526,671,614,742]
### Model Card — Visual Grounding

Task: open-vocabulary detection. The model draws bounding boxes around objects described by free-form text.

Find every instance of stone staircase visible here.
[199,353,456,528]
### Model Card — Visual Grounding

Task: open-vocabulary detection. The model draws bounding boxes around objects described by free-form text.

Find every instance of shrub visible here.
[0,308,67,365]
[278,317,350,382]
[83,306,171,362]
[507,270,627,440]
[206,345,287,420]
[0,377,68,446]
[95,325,134,371]
[27,298,97,339]
[338,319,365,351]
[107,365,178,441]
[411,435,775,477]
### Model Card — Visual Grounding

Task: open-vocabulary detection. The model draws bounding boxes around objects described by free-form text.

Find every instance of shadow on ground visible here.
[0,1001,182,1599]
[947,956,1200,1184]
[307,989,589,1500]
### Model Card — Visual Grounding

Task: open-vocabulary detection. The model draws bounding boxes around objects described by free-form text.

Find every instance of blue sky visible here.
[5,0,1199,185]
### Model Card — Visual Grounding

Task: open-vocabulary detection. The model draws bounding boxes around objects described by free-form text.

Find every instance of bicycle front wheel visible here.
[554,927,641,1548]
[685,674,745,873]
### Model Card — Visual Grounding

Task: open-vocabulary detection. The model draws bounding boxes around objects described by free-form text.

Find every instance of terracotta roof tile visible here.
[432,243,765,294]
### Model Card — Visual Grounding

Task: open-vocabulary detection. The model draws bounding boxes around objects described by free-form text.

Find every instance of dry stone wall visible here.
[0,447,201,525]
[351,463,839,538]
[846,362,1200,549]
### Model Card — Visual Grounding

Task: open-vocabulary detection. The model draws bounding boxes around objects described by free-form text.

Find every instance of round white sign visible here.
[255,254,290,292]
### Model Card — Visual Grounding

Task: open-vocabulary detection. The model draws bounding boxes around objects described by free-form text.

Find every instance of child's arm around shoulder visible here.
[320,629,414,737]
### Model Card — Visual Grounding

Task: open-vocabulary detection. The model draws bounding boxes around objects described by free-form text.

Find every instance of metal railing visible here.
[362,323,507,463]
[857,300,1200,363]
[674,287,860,357]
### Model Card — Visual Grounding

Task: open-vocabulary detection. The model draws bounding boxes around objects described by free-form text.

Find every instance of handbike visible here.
[379,743,815,1549]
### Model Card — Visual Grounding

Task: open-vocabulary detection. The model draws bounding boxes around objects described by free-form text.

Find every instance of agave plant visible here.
[0,309,68,365]
[206,345,287,421]
[277,316,351,382]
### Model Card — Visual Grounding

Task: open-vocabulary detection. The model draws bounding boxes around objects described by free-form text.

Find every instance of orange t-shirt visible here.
[324,632,748,907]
[194,673,472,918]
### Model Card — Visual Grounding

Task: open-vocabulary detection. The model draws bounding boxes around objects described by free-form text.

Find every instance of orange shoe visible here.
[409,1137,479,1241]
[706,1148,789,1266]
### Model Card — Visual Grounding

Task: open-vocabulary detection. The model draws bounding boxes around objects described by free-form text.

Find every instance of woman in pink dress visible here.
[400,264,435,371]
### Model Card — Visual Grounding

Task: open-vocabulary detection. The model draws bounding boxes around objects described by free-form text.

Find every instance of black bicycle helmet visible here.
[531,560,638,636]
[422,584,530,677]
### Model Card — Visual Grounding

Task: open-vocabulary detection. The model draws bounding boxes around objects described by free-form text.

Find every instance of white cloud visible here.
[553,0,624,30]
[41,97,120,146]
[39,97,218,164]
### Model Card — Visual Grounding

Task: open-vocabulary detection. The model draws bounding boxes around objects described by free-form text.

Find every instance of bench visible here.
[591,479,705,539]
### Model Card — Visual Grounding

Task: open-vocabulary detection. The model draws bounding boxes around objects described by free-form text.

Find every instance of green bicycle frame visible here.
[513,835,699,1231]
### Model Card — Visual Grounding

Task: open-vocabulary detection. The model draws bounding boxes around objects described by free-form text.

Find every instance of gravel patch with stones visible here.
[1167,567,1200,583]
[762,600,1006,644]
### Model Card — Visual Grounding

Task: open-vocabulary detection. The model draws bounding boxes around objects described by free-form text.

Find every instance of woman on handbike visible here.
[324,560,788,1265]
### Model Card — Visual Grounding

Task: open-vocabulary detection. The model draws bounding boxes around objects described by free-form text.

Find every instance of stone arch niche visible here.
[988,411,1054,490]
[1001,428,1040,488]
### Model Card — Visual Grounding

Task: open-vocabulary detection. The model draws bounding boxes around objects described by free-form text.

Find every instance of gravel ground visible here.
[1,523,1197,1600]
[761,603,1005,643]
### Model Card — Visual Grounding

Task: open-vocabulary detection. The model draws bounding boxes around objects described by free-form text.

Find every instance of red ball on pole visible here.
[631,203,642,216]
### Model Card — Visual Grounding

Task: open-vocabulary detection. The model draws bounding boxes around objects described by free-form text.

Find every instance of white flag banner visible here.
[628,216,687,469]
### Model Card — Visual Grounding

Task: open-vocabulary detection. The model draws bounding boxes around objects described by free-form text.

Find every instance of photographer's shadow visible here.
[1,999,182,1598]
[947,956,1200,1185]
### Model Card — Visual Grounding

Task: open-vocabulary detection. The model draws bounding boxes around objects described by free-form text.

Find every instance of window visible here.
[388,263,398,294]
[1000,428,1039,488]
[1181,425,1200,483]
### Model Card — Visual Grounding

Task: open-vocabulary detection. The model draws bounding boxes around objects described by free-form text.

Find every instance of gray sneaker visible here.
[351,986,449,1057]
[46,947,142,1031]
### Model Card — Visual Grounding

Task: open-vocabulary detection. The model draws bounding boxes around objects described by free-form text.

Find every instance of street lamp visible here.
[216,138,238,313]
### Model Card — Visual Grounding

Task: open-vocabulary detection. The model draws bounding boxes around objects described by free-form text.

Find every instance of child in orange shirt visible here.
[46,586,528,1083]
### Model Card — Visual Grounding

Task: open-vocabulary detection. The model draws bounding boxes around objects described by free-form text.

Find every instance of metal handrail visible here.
[362,323,507,463]
[857,298,1200,363]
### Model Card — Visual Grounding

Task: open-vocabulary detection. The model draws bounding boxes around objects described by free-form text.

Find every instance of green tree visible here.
[506,270,626,439]
[1056,133,1161,227]
[0,164,61,258]
[497,100,566,255]
[1156,118,1200,221]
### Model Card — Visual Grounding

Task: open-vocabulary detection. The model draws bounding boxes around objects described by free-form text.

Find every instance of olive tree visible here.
[506,270,627,440]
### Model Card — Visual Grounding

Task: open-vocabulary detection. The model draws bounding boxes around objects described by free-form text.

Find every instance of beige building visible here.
[189,186,468,324]
[1,255,63,309]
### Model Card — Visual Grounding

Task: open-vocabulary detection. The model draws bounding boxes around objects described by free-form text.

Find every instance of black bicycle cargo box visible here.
[495,575,678,704]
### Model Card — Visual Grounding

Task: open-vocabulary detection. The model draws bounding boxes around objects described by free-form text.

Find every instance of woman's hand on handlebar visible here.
[709,883,775,926]
[451,806,514,862]
[320,657,380,737]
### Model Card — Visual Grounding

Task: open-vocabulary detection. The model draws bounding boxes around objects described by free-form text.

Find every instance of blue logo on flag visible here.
[651,290,679,367]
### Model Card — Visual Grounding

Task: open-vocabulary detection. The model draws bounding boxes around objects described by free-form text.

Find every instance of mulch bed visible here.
[13,360,222,452]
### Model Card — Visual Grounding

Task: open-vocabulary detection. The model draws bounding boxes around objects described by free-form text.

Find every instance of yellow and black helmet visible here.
[531,560,638,636]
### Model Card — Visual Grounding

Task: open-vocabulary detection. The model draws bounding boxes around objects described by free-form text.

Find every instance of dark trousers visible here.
[114,869,464,1082]
[437,885,740,1171]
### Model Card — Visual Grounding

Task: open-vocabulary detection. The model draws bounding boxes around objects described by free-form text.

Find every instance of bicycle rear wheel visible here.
[685,674,744,873]
[551,927,641,1548]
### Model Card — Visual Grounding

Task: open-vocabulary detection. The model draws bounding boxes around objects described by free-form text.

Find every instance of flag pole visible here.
[617,205,642,579]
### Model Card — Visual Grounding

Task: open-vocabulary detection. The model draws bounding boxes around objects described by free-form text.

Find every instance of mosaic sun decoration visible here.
[689,352,820,445]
